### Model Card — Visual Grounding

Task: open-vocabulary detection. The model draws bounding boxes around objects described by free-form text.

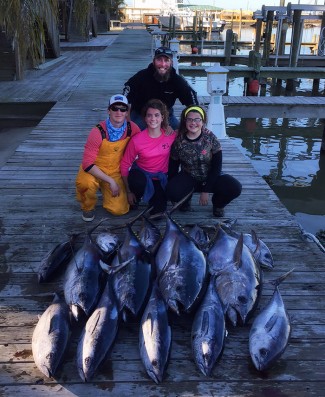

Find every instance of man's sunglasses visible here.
[110,105,128,112]
[155,48,173,56]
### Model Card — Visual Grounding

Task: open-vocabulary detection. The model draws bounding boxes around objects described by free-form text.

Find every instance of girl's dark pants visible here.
[166,171,242,209]
[128,168,167,214]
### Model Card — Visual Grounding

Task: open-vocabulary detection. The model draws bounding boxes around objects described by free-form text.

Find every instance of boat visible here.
[158,0,226,32]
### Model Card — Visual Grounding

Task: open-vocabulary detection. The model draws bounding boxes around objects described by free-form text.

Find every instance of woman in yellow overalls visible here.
[76,94,140,221]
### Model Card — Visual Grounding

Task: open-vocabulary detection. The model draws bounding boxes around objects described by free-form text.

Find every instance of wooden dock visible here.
[0,27,324,397]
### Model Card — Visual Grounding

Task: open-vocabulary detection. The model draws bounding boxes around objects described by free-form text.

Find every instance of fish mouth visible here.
[148,369,162,384]
[41,364,53,378]
[198,363,211,377]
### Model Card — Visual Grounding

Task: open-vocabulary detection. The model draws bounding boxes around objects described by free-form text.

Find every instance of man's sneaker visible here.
[213,207,225,217]
[82,210,95,222]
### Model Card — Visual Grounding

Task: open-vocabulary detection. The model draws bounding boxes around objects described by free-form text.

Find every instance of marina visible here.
[0,24,325,397]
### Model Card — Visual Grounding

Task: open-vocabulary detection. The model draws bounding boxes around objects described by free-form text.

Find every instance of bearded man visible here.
[123,47,199,130]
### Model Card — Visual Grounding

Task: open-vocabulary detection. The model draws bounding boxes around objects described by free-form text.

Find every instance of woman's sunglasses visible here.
[110,105,128,112]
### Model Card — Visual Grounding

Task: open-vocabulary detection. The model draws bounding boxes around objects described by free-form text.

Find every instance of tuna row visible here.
[33,207,292,383]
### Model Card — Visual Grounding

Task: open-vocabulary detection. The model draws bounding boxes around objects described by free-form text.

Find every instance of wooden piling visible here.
[224,29,233,66]
[287,9,303,91]
[290,9,303,68]
[312,79,320,96]
[254,19,263,52]
[262,10,274,66]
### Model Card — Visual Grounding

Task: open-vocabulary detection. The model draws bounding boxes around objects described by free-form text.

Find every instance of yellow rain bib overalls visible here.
[76,123,132,216]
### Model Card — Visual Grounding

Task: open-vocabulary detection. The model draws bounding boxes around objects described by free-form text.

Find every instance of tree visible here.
[0,0,59,68]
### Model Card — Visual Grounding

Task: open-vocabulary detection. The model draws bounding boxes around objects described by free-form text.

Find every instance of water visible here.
[180,26,325,239]
[226,118,325,237]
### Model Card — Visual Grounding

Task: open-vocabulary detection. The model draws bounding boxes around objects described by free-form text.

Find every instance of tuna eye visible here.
[259,348,268,358]
[152,359,158,367]
[238,295,248,304]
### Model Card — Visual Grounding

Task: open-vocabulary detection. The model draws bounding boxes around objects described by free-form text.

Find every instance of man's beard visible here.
[154,69,171,82]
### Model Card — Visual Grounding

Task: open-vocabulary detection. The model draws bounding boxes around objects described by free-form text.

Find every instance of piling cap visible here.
[109,94,128,107]
[154,47,173,60]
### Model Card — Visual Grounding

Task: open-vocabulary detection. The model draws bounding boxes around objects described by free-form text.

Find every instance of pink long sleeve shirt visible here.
[120,129,176,177]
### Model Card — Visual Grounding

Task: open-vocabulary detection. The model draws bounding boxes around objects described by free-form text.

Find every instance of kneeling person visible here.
[76,94,140,221]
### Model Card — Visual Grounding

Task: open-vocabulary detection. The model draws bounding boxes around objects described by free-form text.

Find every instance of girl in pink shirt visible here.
[121,99,176,215]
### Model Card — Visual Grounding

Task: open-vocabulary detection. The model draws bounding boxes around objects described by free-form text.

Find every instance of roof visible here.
[178,4,223,11]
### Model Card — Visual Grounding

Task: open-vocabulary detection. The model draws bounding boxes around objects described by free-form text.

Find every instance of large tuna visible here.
[155,213,207,315]
[105,224,152,321]
[77,278,119,381]
[191,276,227,376]
[139,282,171,384]
[249,270,293,371]
[64,225,105,321]
[38,233,80,283]
[208,226,262,326]
[32,294,70,378]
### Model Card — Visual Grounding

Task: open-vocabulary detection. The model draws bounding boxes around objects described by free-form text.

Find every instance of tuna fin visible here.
[48,315,60,334]
[158,238,180,277]
[264,312,279,332]
[250,230,260,254]
[269,268,295,288]
[103,256,135,275]
[88,311,101,335]
[233,233,244,269]
[201,311,210,336]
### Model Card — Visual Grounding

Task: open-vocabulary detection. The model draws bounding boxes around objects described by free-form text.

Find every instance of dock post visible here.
[312,79,320,96]
[287,9,303,91]
[262,10,274,66]
[276,19,289,85]
[289,9,303,68]
[254,19,263,52]
[171,16,176,38]
[224,29,233,66]
[246,51,261,96]
[193,15,198,48]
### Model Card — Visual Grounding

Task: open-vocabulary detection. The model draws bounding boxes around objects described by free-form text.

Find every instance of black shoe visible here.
[213,207,225,217]
[179,200,192,212]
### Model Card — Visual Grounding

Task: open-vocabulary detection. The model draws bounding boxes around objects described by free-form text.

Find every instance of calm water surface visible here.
[181,26,325,238]
[226,118,324,237]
